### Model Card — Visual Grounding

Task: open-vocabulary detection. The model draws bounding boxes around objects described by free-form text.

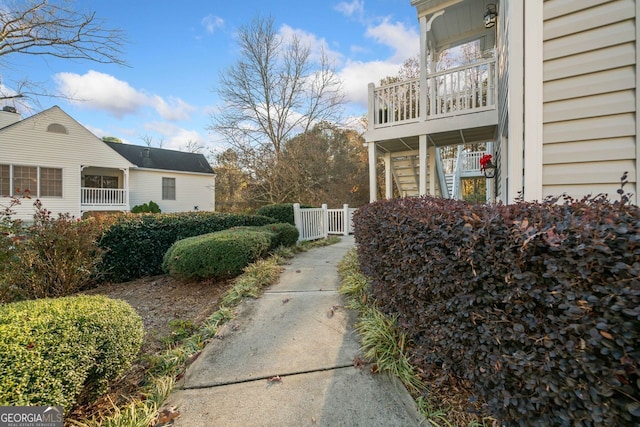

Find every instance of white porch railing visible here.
[81,187,127,207]
[293,203,357,242]
[442,150,488,175]
[461,151,484,173]
[371,57,496,128]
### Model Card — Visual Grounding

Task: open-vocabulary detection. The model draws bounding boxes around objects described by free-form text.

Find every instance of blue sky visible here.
[3,0,419,154]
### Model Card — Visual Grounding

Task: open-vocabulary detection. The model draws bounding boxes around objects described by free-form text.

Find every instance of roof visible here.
[105,142,215,174]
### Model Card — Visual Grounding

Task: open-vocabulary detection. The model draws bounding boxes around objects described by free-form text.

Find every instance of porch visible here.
[368,57,496,131]
[364,0,500,202]
[80,166,129,212]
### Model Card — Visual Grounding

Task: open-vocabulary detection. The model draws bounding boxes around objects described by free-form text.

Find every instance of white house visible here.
[0,105,216,220]
[365,0,639,205]
[105,141,216,213]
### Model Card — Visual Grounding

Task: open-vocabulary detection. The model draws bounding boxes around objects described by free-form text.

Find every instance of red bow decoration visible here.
[479,154,493,172]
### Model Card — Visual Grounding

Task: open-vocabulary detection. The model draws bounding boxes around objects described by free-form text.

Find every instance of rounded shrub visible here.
[0,295,144,411]
[261,222,299,248]
[97,212,277,283]
[163,228,272,280]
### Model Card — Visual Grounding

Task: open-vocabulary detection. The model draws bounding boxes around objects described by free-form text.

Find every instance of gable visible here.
[0,106,134,169]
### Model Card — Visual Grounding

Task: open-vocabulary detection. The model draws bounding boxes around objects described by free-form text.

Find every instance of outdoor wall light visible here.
[484,4,498,28]
[480,154,497,179]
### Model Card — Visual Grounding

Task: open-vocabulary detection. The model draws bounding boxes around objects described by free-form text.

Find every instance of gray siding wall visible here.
[542,0,637,200]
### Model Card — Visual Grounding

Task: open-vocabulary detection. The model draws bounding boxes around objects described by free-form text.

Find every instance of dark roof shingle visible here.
[105,142,214,174]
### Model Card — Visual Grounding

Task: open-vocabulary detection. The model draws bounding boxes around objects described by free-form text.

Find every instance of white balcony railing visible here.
[370,57,497,128]
[81,187,127,206]
[443,150,488,175]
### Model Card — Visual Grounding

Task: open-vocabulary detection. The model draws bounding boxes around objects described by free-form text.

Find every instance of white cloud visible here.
[365,18,419,62]
[339,60,401,107]
[54,70,195,121]
[334,0,365,19]
[278,25,343,66]
[144,121,208,152]
[55,70,147,117]
[201,14,224,34]
[151,95,195,121]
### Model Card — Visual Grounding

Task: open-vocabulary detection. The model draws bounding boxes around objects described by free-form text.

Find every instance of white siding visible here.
[0,106,133,220]
[129,169,215,213]
[542,0,638,201]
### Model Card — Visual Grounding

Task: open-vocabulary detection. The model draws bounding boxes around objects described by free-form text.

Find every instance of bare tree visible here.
[183,140,204,154]
[209,15,345,204]
[140,134,165,148]
[0,0,127,103]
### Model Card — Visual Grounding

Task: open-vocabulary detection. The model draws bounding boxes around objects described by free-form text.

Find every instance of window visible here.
[13,166,37,196]
[162,177,176,200]
[47,123,68,134]
[0,164,9,196]
[1,165,63,198]
[40,167,63,197]
[84,174,118,189]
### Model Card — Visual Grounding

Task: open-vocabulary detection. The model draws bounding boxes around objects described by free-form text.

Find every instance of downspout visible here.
[434,147,449,198]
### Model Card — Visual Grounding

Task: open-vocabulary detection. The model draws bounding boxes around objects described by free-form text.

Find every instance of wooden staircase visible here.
[390,153,420,197]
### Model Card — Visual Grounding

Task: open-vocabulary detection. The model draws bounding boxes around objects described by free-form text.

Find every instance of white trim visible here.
[507,0,524,203]
[523,0,544,201]
[131,167,214,177]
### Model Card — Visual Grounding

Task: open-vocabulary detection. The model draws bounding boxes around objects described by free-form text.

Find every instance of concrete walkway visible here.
[164,236,424,427]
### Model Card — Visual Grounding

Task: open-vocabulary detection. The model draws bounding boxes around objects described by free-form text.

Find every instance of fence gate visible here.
[293,203,356,242]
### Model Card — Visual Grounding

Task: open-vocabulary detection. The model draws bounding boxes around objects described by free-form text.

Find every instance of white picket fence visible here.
[293,203,357,242]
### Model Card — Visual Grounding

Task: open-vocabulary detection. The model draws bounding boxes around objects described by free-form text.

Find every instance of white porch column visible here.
[120,168,130,209]
[368,142,378,202]
[419,134,428,195]
[523,0,543,201]
[385,152,393,199]
[507,0,525,203]
[419,15,428,122]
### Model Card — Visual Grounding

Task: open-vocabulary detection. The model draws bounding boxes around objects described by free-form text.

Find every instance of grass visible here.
[71,237,340,427]
[338,248,496,427]
[338,248,423,395]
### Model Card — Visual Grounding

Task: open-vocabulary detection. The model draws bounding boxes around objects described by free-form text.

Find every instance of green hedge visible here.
[131,200,161,213]
[97,212,277,283]
[354,194,640,426]
[255,203,315,226]
[163,228,273,280]
[0,295,143,411]
[259,223,300,249]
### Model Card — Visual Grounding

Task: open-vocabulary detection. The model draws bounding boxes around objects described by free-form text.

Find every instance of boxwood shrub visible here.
[354,194,640,426]
[0,295,143,411]
[163,228,273,280]
[97,212,276,283]
[259,223,300,248]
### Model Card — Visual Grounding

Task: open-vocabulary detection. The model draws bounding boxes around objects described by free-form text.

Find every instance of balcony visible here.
[443,150,487,175]
[367,57,497,141]
[81,187,128,211]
